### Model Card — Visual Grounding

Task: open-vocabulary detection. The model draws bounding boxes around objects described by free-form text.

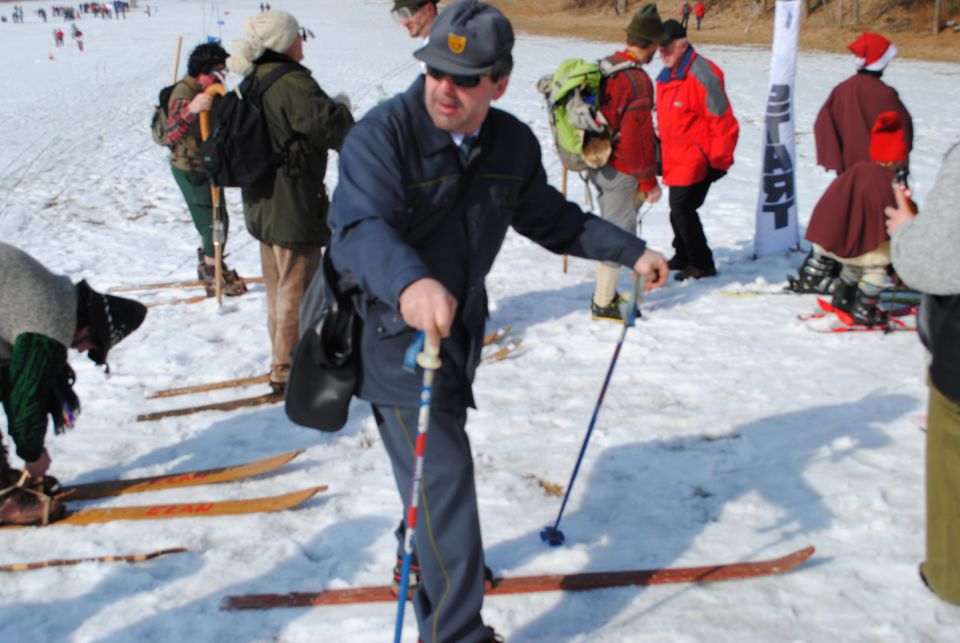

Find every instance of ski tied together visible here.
[221,546,815,610]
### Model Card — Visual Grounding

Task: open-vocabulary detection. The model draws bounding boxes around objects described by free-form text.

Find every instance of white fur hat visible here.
[227,11,300,77]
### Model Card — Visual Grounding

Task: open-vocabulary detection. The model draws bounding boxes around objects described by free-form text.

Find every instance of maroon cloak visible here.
[805,161,895,259]
[813,73,913,174]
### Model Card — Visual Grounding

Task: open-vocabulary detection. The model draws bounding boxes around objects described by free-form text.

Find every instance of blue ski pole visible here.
[541,276,645,546]
[394,334,441,643]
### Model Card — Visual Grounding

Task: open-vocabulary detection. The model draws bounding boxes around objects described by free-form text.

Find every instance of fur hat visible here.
[626,3,666,44]
[227,11,300,77]
[848,32,896,72]
[870,111,908,163]
[75,280,147,368]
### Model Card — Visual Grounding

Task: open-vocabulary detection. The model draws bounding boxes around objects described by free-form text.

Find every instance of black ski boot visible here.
[851,288,889,327]
[786,251,841,294]
[831,280,858,315]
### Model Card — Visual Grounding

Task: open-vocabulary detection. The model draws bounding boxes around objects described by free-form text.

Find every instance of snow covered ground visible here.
[1,1,960,641]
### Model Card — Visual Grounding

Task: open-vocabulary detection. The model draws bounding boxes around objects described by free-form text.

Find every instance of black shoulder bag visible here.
[285,156,482,431]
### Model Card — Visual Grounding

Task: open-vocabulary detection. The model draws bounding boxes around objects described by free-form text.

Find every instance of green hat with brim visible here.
[626,2,666,44]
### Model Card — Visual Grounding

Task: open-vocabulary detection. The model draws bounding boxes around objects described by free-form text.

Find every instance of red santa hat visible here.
[870,111,908,163]
[848,32,897,72]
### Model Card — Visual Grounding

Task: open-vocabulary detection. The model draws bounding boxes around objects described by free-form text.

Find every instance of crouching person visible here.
[798,111,910,327]
[0,242,146,525]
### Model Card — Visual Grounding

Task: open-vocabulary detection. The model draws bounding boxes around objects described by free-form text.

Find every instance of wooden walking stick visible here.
[171,36,183,84]
[199,83,228,306]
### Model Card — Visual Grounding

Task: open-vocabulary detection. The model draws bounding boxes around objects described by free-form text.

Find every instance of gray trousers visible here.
[373,404,493,643]
[587,165,639,306]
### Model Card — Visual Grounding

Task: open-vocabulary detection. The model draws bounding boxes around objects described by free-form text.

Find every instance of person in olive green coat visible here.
[227,11,354,392]
[165,43,247,297]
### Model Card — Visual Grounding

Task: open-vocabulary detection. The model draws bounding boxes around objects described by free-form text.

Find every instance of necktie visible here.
[459,135,477,166]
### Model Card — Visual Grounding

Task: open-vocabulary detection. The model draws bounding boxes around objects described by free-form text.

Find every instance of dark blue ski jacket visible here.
[328,76,647,410]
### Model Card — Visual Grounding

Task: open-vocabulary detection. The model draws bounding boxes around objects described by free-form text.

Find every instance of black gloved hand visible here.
[706,167,727,183]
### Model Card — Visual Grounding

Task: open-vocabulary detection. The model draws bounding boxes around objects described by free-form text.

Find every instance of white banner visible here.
[754,0,802,257]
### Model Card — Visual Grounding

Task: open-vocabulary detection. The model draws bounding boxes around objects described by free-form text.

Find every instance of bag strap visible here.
[404,152,483,245]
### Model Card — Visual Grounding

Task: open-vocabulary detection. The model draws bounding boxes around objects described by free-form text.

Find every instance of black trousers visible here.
[668,177,715,271]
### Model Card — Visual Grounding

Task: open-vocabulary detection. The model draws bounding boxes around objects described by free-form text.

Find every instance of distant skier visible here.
[54,29,65,47]
[680,1,691,29]
[695,1,705,30]
[814,32,913,175]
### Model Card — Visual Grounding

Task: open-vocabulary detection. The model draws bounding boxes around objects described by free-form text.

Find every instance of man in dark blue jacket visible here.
[328,1,668,641]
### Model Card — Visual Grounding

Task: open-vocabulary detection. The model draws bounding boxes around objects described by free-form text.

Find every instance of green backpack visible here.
[537,57,638,172]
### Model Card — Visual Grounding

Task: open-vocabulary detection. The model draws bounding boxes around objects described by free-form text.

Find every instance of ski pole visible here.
[199,84,228,306]
[394,334,441,643]
[541,275,645,547]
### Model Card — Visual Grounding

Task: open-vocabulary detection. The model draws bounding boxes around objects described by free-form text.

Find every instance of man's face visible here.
[636,42,658,65]
[287,34,304,62]
[659,39,688,70]
[423,69,509,134]
[400,2,434,39]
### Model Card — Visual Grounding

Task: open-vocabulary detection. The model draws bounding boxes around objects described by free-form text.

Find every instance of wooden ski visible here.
[0,548,188,572]
[109,276,265,293]
[58,449,304,501]
[483,324,512,346]
[136,392,283,422]
[2,487,325,530]
[222,546,814,610]
[145,294,210,308]
[482,339,522,363]
[145,374,272,399]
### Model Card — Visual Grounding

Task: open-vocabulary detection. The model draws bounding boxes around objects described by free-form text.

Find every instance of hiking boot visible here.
[786,251,840,294]
[831,280,858,315]
[391,555,423,596]
[591,293,640,322]
[851,288,889,327]
[0,486,63,526]
[667,255,688,271]
[197,249,248,298]
[675,265,717,281]
[1,469,60,495]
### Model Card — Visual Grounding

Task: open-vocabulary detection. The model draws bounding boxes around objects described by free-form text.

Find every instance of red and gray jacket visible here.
[656,47,739,187]
[597,51,659,192]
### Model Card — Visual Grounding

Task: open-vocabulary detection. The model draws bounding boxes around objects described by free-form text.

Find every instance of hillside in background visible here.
[493,0,960,62]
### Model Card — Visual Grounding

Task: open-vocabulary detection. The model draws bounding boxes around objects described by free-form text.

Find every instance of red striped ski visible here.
[221,546,814,610]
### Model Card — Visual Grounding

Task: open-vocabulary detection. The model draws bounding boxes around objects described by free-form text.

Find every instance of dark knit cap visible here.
[76,280,147,367]
[415,0,513,75]
[660,19,687,45]
[626,3,666,44]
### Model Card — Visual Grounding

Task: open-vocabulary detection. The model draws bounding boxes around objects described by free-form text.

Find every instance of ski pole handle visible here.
[416,337,441,370]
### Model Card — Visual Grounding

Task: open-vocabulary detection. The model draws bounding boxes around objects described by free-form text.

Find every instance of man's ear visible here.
[492,75,510,101]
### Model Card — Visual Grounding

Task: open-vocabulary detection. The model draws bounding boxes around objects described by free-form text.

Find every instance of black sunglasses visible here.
[426,66,482,89]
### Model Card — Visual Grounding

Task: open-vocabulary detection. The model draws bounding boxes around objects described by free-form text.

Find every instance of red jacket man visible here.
[813,32,912,174]
[656,19,738,279]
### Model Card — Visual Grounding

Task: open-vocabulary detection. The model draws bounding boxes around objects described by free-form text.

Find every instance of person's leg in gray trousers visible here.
[588,165,640,308]
[373,404,494,643]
